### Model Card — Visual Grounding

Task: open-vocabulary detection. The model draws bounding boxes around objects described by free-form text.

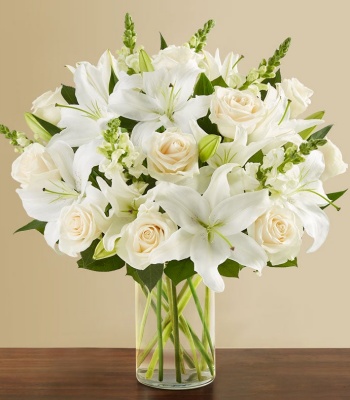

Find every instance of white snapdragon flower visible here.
[117,203,178,270]
[109,62,211,148]
[281,78,313,118]
[32,86,68,126]
[248,206,303,265]
[11,143,59,187]
[145,128,199,183]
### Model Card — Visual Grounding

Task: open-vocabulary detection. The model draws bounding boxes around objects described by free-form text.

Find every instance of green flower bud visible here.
[198,134,221,162]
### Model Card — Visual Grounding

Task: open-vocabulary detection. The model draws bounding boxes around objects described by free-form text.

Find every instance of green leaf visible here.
[268,258,298,268]
[194,73,214,96]
[137,263,164,291]
[322,189,348,210]
[109,68,118,95]
[247,150,264,164]
[77,240,125,272]
[218,259,244,278]
[211,76,228,88]
[198,134,221,162]
[197,115,220,135]
[159,32,168,50]
[61,85,78,105]
[119,116,138,131]
[261,69,281,100]
[164,259,196,285]
[298,111,325,140]
[309,124,333,140]
[139,49,154,73]
[126,265,143,286]
[15,219,47,235]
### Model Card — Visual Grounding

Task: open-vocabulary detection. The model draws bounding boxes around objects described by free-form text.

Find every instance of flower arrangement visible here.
[1,13,347,389]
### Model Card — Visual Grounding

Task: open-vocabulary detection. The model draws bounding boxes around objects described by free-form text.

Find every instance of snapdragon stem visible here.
[156,279,164,381]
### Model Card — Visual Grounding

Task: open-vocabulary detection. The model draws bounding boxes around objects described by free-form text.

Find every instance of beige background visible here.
[0,0,349,348]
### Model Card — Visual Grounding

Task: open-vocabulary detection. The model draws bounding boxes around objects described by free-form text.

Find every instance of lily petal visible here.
[150,229,192,263]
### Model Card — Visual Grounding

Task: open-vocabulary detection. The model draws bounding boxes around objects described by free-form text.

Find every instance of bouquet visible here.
[1,14,347,389]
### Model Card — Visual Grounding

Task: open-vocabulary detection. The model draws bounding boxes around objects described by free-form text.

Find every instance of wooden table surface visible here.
[0,348,349,399]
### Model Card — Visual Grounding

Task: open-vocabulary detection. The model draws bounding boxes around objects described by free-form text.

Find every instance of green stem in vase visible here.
[201,285,211,370]
[187,277,215,359]
[156,279,164,381]
[169,279,182,383]
[137,287,152,351]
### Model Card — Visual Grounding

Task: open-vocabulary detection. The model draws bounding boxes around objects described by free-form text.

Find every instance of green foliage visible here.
[160,32,168,50]
[123,13,137,53]
[299,111,325,140]
[61,85,78,105]
[77,240,125,272]
[322,189,348,210]
[188,19,215,53]
[261,69,281,100]
[127,264,164,291]
[247,150,264,164]
[218,259,244,278]
[193,73,214,96]
[109,68,118,95]
[211,75,228,88]
[0,123,32,152]
[240,38,291,90]
[268,258,298,268]
[119,116,138,131]
[309,124,333,140]
[164,259,196,285]
[28,114,62,136]
[197,114,220,135]
[299,139,327,155]
[15,219,47,235]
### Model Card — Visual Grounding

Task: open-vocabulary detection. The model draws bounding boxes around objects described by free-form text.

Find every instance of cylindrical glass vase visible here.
[135,274,215,390]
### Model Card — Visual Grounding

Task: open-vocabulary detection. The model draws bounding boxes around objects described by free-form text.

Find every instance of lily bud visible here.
[139,49,154,73]
[24,113,52,143]
[93,239,118,260]
[198,134,221,162]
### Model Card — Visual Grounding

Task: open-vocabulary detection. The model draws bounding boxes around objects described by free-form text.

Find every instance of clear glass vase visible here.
[135,274,215,390]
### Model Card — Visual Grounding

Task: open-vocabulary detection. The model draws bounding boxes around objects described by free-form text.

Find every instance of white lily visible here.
[151,163,270,292]
[109,62,211,148]
[51,51,119,147]
[267,150,330,252]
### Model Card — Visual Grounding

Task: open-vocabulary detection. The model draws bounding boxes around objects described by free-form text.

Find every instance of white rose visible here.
[32,86,68,125]
[145,129,199,182]
[209,87,265,138]
[318,139,348,181]
[11,143,59,187]
[152,45,203,70]
[280,78,313,118]
[248,206,303,265]
[117,205,177,269]
[58,203,102,257]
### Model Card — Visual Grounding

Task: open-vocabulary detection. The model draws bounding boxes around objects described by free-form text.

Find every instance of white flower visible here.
[281,78,313,118]
[248,206,303,265]
[209,87,266,138]
[11,143,59,187]
[32,86,68,125]
[151,164,270,292]
[152,45,204,70]
[57,202,104,257]
[267,150,330,253]
[145,128,199,182]
[117,204,177,270]
[109,62,211,148]
[318,139,348,181]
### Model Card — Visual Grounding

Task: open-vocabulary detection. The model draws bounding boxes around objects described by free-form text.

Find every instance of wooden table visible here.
[0,349,349,399]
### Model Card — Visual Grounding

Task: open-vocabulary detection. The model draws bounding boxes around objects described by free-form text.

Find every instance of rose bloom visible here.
[209,87,265,138]
[11,143,60,187]
[152,45,203,70]
[248,206,303,265]
[58,203,103,257]
[32,86,68,125]
[280,78,313,118]
[145,129,199,182]
[117,204,177,269]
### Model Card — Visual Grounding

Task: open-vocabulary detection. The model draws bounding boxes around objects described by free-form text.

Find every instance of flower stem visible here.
[156,279,164,381]
[170,280,182,383]
[187,278,215,359]
[137,288,152,351]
